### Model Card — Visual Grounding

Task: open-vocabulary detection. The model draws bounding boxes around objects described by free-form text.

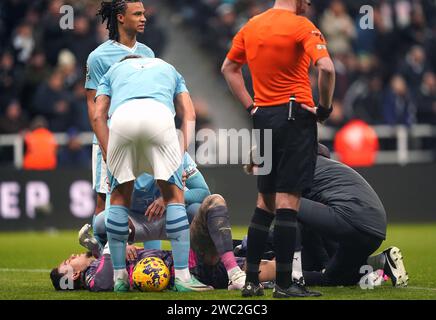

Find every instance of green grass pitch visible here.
[1,224,435,300]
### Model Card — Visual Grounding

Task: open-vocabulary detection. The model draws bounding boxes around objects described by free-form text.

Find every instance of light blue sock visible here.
[166,203,190,270]
[105,205,129,270]
[186,203,201,224]
[143,240,162,250]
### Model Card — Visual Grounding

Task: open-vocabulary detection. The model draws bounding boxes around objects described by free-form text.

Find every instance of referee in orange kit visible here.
[222,0,335,298]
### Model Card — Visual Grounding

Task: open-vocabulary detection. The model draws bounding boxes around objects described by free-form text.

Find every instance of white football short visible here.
[92,144,109,194]
[107,98,182,186]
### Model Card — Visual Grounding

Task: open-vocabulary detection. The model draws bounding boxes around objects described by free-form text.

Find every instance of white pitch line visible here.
[0,268,50,273]
[406,286,436,292]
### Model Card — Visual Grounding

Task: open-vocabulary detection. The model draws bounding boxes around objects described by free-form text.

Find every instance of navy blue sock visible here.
[246,207,274,284]
[274,208,297,288]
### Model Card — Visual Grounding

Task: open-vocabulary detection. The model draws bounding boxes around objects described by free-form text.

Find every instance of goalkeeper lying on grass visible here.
[50,194,247,292]
[50,189,403,293]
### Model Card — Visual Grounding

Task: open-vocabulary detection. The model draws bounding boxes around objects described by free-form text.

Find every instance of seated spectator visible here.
[11,22,35,66]
[41,0,66,66]
[400,45,430,96]
[32,70,72,132]
[67,14,98,68]
[0,51,16,109]
[23,116,58,170]
[416,72,436,124]
[344,72,384,125]
[383,75,416,126]
[207,3,238,70]
[58,128,91,168]
[0,100,29,134]
[18,51,52,113]
[320,0,356,56]
[57,49,80,90]
[71,79,91,131]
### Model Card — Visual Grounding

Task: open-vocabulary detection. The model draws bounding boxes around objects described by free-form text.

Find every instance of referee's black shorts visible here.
[252,103,317,194]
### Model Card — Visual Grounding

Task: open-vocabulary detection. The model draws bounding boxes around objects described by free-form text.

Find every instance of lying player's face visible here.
[119,2,146,34]
[58,253,93,274]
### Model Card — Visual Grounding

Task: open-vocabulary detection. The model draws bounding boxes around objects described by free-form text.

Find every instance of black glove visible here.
[316,104,333,122]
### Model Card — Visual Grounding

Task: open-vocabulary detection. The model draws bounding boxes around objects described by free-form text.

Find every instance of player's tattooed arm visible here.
[93,95,110,160]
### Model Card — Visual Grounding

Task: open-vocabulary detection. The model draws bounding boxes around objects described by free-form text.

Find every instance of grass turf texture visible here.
[0,224,435,300]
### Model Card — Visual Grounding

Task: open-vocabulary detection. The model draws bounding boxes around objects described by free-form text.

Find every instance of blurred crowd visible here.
[167,0,436,128]
[0,0,166,166]
[1,0,436,167]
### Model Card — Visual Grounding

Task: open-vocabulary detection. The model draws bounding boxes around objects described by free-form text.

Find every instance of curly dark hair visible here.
[97,0,143,41]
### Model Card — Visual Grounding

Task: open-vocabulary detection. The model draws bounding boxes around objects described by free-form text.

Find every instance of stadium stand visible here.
[0,0,435,166]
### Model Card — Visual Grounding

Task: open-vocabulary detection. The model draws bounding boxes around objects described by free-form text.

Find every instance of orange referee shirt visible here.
[227,8,330,107]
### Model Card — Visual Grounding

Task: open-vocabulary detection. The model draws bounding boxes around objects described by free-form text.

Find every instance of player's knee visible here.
[95,193,106,214]
[93,212,106,235]
[275,192,301,211]
[256,193,275,213]
[201,194,227,212]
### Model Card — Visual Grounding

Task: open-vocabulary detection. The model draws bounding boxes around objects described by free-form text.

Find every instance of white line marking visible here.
[0,268,50,273]
[407,286,436,292]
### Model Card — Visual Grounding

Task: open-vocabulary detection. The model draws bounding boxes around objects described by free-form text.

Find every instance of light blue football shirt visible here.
[96,57,188,117]
[85,40,155,144]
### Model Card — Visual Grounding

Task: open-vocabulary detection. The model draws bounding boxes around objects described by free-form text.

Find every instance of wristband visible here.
[246,104,255,115]
[316,104,333,122]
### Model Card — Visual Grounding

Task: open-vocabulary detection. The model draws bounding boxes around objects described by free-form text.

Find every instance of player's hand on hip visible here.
[145,197,166,221]
[300,104,316,115]
[126,245,137,261]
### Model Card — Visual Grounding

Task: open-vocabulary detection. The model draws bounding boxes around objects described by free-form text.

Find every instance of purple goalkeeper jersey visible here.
[83,248,243,291]
[84,248,174,292]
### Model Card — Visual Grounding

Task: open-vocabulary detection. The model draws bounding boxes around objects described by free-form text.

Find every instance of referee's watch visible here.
[316,104,333,122]
[246,104,255,115]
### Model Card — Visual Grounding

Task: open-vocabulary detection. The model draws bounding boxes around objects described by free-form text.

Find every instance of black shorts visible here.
[252,103,318,194]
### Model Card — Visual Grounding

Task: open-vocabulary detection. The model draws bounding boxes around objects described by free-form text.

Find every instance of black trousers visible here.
[298,199,383,286]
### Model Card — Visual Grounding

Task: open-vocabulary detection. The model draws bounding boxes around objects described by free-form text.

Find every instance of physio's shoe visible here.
[228,269,246,290]
[114,279,130,292]
[241,282,264,297]
[273,281,322,298]
[383,246,409,287]
[173,276,213,292]
[260,280,275,289]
